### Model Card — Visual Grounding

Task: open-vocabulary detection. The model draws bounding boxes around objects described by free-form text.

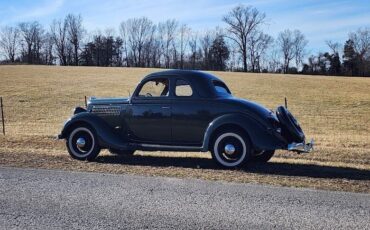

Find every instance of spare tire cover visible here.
[276,106,305,143]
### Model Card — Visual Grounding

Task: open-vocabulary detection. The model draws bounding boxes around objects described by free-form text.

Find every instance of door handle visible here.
[162,106,170,109]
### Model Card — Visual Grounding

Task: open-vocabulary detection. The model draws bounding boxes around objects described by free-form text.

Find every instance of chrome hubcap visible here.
[224,144,235,155]
[76,138,86,148]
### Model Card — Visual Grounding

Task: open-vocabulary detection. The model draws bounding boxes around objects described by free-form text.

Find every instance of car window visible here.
[175,79,193,97]
[213,80,231,95]
[138,78,169,97]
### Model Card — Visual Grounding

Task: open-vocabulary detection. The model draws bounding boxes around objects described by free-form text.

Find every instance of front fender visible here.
[201,113,286,152]
[58,112,129,150]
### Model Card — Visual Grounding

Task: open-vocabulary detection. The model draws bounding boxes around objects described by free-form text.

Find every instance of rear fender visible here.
[201,113,286,152]
[59,112,129,150]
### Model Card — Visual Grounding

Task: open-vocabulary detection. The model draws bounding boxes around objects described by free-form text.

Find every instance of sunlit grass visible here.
[0,65,369,192]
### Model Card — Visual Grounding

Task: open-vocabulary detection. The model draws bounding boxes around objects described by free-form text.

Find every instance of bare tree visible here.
[349,27,370,76]
[158,19,178,68]
[66,14,84,66]
[18,21,44,64]
[189,32,198,69]
[326,40,341,54]
[119,21,130,66]
[43,32,54,65]
[249,31,273,72]
[200,31,215,69]
[349,27,370,58]
[223,5,266,72]
[120,17,155,67]
[268,47,281,73]
[277,30,295,73]
[0,26,19,62]
[179,24,190,69]
[293,30,308,70]
[50,19,68,65]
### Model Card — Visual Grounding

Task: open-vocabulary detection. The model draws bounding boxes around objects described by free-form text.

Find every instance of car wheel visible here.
[211,129,252,168]
[66,126,101,161]
[252,150,275,162]
[109,149,135,156]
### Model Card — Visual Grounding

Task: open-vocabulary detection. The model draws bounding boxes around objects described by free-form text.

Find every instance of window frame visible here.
[174,78,194,97]
[134,77,170,99]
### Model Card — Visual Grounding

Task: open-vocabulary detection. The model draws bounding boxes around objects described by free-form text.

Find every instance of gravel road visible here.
[0,166,369,229]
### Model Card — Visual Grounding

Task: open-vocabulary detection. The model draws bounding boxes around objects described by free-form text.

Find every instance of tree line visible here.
[0,5,369,77]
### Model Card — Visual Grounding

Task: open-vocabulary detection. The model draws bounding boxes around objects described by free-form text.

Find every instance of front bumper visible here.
[287,138,314,153]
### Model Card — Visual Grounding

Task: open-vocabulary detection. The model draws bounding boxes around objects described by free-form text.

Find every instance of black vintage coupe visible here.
[59,70,313,168]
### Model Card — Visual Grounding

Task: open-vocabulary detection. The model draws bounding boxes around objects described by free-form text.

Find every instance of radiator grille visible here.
[91,105,121,116]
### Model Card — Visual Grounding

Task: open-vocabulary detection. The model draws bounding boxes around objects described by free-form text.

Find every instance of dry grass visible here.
[0,65,369,193]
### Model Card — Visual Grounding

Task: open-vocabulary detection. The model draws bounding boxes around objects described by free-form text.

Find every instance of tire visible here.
[276,106,305,143]
[211,129,252,168]
[109,149,135,156]
[252,150,275,163]
[66,126,101,161]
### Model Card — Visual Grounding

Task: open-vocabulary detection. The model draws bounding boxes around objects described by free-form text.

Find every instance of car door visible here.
[127,77,172,144]
[171,78,212,146]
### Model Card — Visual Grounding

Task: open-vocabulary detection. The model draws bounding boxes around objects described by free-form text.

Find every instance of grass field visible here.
[0,65,369,193]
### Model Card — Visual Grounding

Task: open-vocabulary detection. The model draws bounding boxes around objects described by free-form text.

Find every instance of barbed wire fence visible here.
[0,95,368,148]
[0,97,5,135]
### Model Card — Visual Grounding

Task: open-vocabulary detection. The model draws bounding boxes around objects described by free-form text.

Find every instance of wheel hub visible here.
[76,138,86,148]
[224,144,235,155]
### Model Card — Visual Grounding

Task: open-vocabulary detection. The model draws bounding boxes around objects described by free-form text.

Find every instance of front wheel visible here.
[66,126,101,161]
[211,129,252,168]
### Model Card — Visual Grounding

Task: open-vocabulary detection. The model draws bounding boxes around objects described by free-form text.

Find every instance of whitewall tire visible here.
[211,130,251,168]
[66,126,101,161]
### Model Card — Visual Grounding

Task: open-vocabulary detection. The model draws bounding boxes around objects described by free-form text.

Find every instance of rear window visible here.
[213,80,231,95]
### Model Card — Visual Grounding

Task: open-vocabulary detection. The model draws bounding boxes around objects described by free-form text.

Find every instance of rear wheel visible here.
[211,129,252,168]
[252,150,275,162]
[66,126,101,161]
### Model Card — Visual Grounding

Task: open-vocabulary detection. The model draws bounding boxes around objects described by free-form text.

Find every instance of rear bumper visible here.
[287,138,314,153]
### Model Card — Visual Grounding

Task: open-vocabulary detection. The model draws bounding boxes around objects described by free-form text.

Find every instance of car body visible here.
[59,70,313,168]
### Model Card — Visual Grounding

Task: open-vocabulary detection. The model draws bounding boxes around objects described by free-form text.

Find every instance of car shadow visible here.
[95,154,370,181]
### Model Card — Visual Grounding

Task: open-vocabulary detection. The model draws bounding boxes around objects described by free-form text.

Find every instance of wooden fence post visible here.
[0,97,5,135]
[285,97,288,109]
[84,96,87,108]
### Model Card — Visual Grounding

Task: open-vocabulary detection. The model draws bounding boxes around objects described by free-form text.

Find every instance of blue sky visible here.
[0,0,369,53]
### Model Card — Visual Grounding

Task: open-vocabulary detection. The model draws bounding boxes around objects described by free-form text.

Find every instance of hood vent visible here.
[91,105,121,116]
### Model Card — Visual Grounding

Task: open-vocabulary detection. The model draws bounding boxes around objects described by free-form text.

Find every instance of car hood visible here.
[88,97,130,105]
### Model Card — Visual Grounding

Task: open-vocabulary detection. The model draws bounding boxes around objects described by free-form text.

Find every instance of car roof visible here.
[142,70,225,98]
[145,69,221,81]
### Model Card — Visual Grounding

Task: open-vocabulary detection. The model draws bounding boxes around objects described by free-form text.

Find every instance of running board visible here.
[134,143,203,152]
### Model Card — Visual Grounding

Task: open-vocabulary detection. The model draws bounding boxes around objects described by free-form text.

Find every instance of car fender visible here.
[59,112,129,150]
[201,113,286,152]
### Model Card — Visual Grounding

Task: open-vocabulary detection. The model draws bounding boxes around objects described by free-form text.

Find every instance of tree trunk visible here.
[74,45,78,66]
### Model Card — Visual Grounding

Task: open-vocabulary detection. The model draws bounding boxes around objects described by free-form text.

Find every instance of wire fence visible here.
[0,97,5,135]
[0,96,369,148]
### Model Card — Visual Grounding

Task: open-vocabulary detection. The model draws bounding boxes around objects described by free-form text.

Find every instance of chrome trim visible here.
[288,138,314,153]
[224,144,235,155]
[138,143,202,151]
[91,105,121,116]
[76,138,86,148]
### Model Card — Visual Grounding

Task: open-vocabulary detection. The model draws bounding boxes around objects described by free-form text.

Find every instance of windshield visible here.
[213,80,231,95]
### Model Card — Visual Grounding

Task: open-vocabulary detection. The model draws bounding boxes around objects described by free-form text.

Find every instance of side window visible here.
[138,78,169,97]
[213,80,231,95]
[175,79,193,97]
